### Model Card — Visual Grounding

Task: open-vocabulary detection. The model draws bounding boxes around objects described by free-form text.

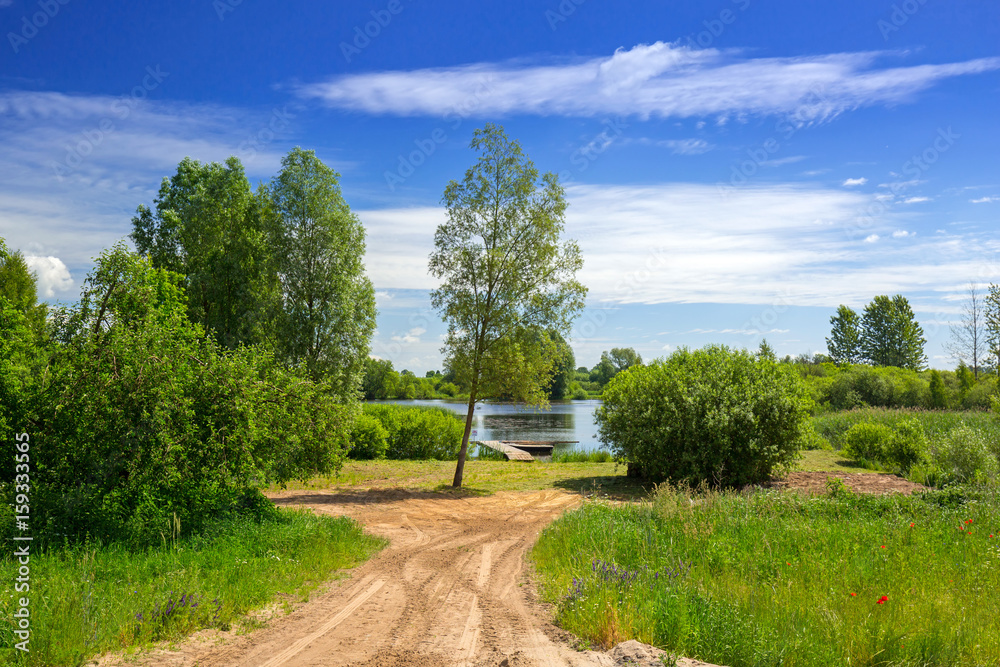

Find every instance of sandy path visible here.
[97,488,719,667]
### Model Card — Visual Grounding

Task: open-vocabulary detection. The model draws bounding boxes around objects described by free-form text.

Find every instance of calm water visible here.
[371,399,605,454]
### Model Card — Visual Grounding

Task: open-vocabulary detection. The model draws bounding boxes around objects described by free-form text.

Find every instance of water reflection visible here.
[370,399,603,452]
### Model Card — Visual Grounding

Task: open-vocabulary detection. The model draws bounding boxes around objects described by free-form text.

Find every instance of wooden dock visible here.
[476,440,580,460]
[477,441,534,461]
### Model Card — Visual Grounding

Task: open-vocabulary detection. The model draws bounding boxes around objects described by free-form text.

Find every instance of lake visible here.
[370,399,605,454]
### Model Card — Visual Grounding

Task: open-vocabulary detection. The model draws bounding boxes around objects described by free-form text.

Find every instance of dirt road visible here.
[101,488,717,667]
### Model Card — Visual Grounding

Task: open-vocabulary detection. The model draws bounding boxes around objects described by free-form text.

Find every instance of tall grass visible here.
[552,450,614,463]
[812,408,1000,449]
[0,510,386,666]
[533,484,1000,666]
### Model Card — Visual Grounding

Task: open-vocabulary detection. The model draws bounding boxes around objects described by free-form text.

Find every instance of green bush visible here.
[362,404,464,460]
[933,425,998,484]
[884,417,928,472]
[595,345,809,487]
[4,246,353,547]
[348,413,389,459]
[841,422,893,465]
[840,419,928,473]
[963,378,997,410]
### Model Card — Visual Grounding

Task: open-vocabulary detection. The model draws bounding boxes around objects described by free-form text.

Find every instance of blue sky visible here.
[2,0,998,373]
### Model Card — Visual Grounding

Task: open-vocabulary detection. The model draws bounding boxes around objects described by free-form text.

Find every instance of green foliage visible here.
[14,246,352,546]
[547,330,576,400]
[840,418,928,473]
[841,422,894,466]
[348,413,389,460]
[263,147,376,395]
[429,123,587,486]
[814,364,943,411]
[932,425,998,484]
[533,485,1000,666]
[884,418,929,473]
[596,345,809,487]
[0,241,47,336]
[861,294,927,370]
[130,156,277,350]
[589,347,643,387]
[551,449,614,463]
[929,369,949,408]
[826,305,863,365]
[362,404,465,460]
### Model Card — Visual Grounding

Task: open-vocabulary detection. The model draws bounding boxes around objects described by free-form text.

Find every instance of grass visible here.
[276,458,653,500]
[813,408,999,449]
[532,483,1000,666]
[0,509,386,667]
[795,449,887,474]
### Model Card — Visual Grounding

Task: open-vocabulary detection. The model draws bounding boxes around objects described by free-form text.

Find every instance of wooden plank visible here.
[477,440,534,461]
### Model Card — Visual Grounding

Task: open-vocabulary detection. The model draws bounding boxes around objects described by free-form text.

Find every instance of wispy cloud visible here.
[892,230,915,238]
[971,196,998,203]
[658,138,713,155]
[843,177,868,186]
[0,91,318,289]
[299,43,1000,122]
[359,183,1000,307]
[864,234,880,243]
[903,196,930,204]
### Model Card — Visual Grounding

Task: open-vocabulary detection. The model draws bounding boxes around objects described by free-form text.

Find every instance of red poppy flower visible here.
[880,545,886,549]
[850,592,857,597]
[876,595,888,604]
[910,522,914,528]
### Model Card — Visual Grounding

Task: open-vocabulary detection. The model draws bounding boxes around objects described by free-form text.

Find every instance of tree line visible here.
[825,286,1000,379]
[0,147,377,544]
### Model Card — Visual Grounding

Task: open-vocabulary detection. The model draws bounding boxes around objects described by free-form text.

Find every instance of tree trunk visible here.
[453,384,478,488]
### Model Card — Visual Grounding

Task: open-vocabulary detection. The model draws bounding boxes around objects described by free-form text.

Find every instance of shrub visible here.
[348,413,389,459]
[841,422,893,466]
[933,425,998,484]
[884,418,928,473]
[595,345,809,487]
[6,247,353,547]
[362,404,464,460]
[963,378,997,410]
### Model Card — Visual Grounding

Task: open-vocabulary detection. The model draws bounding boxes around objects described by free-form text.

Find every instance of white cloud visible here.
[298,44,1000,122]
[971,196,998,203]
[892,230,915,238]
[658,138,713,155]
[391,327,426,344]
[864,234,880,243]
[360,183,1000,307]
[843,177,867,186]
[0,91,321,280]
[25,255,74,297]
[903,196,930,204]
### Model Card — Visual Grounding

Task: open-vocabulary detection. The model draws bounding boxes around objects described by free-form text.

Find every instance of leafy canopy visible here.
[429,124,586,486]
